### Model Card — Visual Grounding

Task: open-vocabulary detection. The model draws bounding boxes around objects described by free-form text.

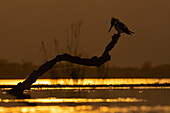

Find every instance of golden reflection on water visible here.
[0,97,146,103]
[0,105,170,113]
[0,79,170,113]
[0,78,170,85]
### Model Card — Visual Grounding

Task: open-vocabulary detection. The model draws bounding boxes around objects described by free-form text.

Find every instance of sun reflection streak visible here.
[1,105,170,113]
[0,97,146,103]
[0,105,170,113]
[0,78,170,85]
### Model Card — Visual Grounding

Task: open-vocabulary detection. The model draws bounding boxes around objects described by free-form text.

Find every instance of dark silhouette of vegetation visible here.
[63,21,85,80]
[39,21,86,80]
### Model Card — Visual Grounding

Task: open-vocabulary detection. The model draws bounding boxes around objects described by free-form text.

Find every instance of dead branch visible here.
[9,34,120,96]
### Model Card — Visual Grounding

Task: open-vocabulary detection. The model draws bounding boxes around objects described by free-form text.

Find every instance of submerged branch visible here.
[9,34,120,97]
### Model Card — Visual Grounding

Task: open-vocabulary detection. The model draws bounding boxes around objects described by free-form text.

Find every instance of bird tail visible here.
[108,24,114,32]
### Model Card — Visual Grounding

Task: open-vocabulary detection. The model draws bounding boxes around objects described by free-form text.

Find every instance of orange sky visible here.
[0,0,169,67]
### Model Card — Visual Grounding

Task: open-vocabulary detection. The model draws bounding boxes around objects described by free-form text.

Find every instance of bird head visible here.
[111,17,119,25]
[108,17,119,32]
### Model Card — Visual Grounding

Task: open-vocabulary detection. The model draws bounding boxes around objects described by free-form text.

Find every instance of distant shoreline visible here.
[0,59,170,79]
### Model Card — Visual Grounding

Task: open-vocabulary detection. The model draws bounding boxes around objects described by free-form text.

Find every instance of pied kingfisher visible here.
[108,17,134,35]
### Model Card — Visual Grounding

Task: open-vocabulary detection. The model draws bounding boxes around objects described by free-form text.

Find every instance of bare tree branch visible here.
[9,34,120,97]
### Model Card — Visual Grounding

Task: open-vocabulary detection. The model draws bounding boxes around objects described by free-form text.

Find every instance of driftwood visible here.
[9,34,120,97]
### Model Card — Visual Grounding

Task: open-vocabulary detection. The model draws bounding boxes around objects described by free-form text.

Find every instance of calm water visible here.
[0,79,170,113]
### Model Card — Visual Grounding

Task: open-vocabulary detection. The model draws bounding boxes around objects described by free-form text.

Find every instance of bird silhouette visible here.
[108,17,134,35]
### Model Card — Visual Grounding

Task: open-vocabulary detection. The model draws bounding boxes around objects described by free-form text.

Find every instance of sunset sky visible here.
[0,0,169,67]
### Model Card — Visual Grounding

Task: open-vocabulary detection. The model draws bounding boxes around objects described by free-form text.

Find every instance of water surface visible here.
[0,78,170,113]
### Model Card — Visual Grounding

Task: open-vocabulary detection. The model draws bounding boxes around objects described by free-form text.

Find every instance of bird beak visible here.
[108,24,113,32]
